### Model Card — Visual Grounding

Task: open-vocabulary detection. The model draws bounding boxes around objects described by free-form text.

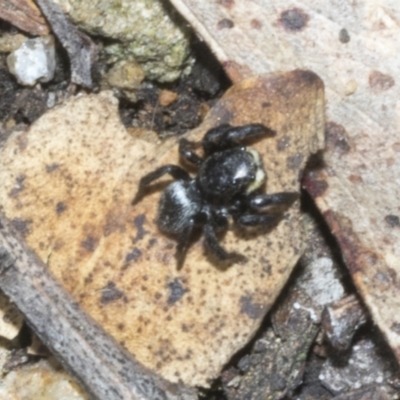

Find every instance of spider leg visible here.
[202,123,273,155]
[132,165,190,204]
[179,138,203,167]
[236,213,284,227]
[203,220,233,260]
[249,192,299,212]
[175,219,195,269]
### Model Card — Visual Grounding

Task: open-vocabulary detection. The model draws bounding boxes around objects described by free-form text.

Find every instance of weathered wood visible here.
[0,0,49,36]
[0,213,196,400]
[35,0,93,87]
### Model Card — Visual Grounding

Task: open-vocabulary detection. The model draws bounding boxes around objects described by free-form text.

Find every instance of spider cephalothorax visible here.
[133,124,298,267]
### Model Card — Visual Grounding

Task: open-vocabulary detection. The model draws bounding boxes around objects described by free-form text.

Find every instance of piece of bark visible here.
[222,209,348,400]
[0,213,196,400]
[222,291,319,400]
[34,0,93,87]
[0,0,49,36]
[322,295,368,351]
[0,72,324,386]
[168,0,400,371]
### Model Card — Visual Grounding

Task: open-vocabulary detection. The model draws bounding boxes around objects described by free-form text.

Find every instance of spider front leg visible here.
[249,192,299,212]
[132,164,190,204]
[179,138,203,167]
[236,192,299,227]
[202,123,274,155]
[203,210,235,260]
[175,219,196,269]
[236,213,284,227]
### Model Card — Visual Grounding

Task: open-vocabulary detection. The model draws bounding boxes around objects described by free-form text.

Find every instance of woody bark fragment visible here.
[34,0,93,87]
[0,0,49,36]
[0,214,196,400]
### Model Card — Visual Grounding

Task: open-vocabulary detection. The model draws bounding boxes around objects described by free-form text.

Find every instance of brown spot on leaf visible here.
[217,18,234,30]
[103,210,125,236]
[181,324,191,332]
[154,292,162,300]
[339,28,350,43]
[100,281,125,305]
[286,153,304,170]
[125,247,142,263]
[218,60,254,82]
[45,163,60,173]
[240,295,265,319]
[167,278,189,305]
[391,322,400,335]
[133,214,148,243]
[147,237,157,248]
[16,135,28,152]
[250,19,263,30]
[386,157,395,167]
[81,236,98,252]
[276,136,291,151]
[384,215,400,228]
[279,8,309,32]
[216,0,234,8]
[323,211,382,276]
[267,70,320,102]
[348,174,363,184]
[8,175,26,198]
[375,268,397,289]
[369,71,395,91]
[11,218,32,237]
[392,142,400,152]
[84,273,93,284]
[325,122,351,155]
[323,211,357,270]
[56,202,66,215]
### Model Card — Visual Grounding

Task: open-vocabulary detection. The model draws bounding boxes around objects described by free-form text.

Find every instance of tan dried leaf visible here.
[169,0,400,366]
[0,71,324,386]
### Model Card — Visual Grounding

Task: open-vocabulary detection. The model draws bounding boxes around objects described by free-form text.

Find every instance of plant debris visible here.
[168,0,400,376]
[0,71,324,386]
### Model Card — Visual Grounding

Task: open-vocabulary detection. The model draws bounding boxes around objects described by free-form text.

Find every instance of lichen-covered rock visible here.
[106,60,144,90]
[53,0,193,82]
[0,358,89,400]
[0,33,27,53]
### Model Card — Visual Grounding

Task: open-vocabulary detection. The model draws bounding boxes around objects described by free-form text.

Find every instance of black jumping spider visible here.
[133,124,298,267]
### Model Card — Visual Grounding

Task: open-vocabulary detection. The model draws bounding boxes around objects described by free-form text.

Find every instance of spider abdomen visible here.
[157,180,201,235]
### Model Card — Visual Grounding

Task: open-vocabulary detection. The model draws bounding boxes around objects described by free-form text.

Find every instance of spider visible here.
[133,123,298,267]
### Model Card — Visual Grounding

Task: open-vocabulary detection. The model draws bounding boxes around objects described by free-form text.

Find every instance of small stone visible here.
[7,36,56,86]
[0,34,27,53]
[51,0,193,82]
[106,60,145,90]
[5,119,16,130]
[158,90,178,107]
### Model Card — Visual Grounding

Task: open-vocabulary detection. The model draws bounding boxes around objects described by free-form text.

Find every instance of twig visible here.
[34,0,93,87]
[0,213,196,400]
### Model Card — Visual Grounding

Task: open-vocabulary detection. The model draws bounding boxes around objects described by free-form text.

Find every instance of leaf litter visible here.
[169,0,400,375]
[0,70,324,386]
